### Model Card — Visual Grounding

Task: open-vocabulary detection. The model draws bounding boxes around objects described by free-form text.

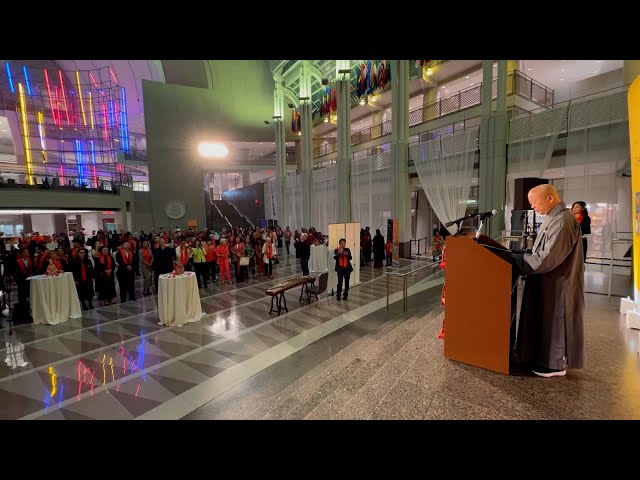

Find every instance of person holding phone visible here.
[333,238,353,301]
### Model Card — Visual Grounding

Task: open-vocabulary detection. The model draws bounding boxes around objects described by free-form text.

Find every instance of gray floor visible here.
[185,288,640,420]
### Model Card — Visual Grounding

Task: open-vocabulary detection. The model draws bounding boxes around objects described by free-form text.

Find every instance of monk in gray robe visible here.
[512,184,585,377]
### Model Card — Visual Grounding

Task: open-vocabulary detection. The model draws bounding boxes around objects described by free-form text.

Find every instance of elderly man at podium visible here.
[512,184,584,378]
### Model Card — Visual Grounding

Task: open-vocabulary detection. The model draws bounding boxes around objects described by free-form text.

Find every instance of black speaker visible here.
[514,178,548,210]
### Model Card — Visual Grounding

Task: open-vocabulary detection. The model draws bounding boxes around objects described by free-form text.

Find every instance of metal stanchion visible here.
[386,273,389,311]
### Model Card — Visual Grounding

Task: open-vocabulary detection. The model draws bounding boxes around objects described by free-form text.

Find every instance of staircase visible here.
[207,203,231,232]
[213,200,253,230]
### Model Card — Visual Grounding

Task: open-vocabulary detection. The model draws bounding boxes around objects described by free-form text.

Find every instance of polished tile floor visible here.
[185,283,640,420]
[0,253,439,420]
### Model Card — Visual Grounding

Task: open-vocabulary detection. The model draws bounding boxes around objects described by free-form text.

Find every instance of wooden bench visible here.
[266,275,315,315]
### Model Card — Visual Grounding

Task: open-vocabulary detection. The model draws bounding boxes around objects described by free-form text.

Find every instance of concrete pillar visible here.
[478,60,495,221]
[22,214,33,234]
[422,85,438,122]
[336,77,352,223]
[391,60,411,257]
[241,172,251,188]
[490,60,509,237]
[275,119,286,226]
[300,102,313,228]
[624,60,640,84]
[295,139,302,174]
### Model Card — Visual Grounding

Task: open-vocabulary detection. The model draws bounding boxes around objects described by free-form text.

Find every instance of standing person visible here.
[72,248,95,310]
[263,237,275,279]
[192,240,208,288]
[95,246,116,306]
[216,238,232,285]
[115,242,136,303]
[14,248,33,307]
[139,240,154,296]
[299,233,311,276]
[152,238,176,292]
[385,238,393,266]
[205,239,217,284]
[512,184,585,378]
[244,236,256,280]
[372,229,385,268]
[232,236,244,282]
[254,238,264,278]
[334,238,353,301]
[363,227,372,266]
[56,248,72,272]
[284,226,292,255]
[69,240,81,263]
[175,240,192,272]
[432,230,445,262]
[571,201,591,263]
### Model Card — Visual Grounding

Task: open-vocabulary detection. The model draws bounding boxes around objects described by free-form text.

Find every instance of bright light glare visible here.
[198,142,228,158]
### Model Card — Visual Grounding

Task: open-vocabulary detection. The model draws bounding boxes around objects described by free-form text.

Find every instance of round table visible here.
[28,272,82,325]
[309,245,328,272]
[157,272,204,327]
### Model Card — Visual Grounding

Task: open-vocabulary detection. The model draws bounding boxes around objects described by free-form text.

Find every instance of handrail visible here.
[212,202,232,229]
[385,260,441,312]
[229,201,255,229]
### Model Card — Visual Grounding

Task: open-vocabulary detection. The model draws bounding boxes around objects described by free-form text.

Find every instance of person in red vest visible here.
[72,247,95,310]
[115,242,136,303]
[14,248,33,306]
[333,238,353,301]
[385,238,393,266]
[216,238,232,285]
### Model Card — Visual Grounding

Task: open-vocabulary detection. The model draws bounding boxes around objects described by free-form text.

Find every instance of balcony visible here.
[313,70,554,158]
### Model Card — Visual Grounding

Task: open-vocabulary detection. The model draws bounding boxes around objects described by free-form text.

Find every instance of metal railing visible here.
[313,70,554,159]
[385,260,441,312]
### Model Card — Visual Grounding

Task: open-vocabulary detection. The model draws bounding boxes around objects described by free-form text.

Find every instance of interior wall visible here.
[133,191,154,232]
[223,182,266,224]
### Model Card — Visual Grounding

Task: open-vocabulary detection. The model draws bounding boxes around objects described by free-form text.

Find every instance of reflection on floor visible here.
[185,288,640,420]
[0,254,440,420]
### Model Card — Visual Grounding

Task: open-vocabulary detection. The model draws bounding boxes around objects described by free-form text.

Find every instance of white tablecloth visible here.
[28,272,81,325]
[158,272,203,327]
[309,245,328,272]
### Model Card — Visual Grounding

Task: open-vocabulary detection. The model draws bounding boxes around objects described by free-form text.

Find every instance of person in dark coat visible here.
[511,184,584,378]
[72,248,95,310]
[95,246,116,306]
[152,238,176,293]
[299,233,311,276]
[363,227,372,265]
[571,201,591,263]
[372,229,385,268]
[115,242,136,303]
[334,238,353,301]
[14,248,33,306]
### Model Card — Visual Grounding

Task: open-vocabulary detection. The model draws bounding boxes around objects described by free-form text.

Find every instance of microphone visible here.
[445,210,497,227]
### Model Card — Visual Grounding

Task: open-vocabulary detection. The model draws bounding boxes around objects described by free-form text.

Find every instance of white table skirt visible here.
[309,245,328,272]
[28,272,82,325]
[158,272,204,327]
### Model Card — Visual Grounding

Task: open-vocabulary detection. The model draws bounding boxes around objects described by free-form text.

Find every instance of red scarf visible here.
[264,243,273,259]
[337,250,348,268]
[81,261,88,282]
[141,247,152,263]
[36,252,48,269]
[180,246,189,265]
[71,248,77,260]
[99,254,112,269]
[120,249,133,266]
[234,243,244,256]
[16,257,32,276]
[54,260,63,271]
[577,213,584,225]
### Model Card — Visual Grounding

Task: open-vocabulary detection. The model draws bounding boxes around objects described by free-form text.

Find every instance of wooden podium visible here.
[444,235,515,375]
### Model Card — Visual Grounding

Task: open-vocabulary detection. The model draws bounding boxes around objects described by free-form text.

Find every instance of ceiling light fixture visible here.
[198,142,228,158]
[426,68,433,76]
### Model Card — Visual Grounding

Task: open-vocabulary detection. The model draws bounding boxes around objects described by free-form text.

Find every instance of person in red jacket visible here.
[385,239,393,266]
[216,238,232,285]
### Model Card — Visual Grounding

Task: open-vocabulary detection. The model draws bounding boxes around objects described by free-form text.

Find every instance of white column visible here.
[275,119,286,225]
[478,60,494,216]
[299,61,314,228]
[491,60,508,237]
[336,61,352,223]
[391,60,411,257]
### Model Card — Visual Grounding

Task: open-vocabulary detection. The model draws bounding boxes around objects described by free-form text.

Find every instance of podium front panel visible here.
[444,236,512,374]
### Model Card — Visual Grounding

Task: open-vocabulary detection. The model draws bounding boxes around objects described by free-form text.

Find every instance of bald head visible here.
[528,184,561,215]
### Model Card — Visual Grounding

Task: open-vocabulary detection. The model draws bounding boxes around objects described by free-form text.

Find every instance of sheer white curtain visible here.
[264,178,277,220]
[410,128,479,234]
[283,174,303,231]
[312,165,338,234]
[506,105,569,230]
[351,152,392,234]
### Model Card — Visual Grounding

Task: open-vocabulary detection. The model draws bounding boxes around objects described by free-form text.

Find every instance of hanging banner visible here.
[628,78,640,304]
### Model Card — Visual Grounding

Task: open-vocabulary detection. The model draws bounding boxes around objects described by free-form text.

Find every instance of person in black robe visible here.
[72,248,95,310]
[299,233,311,276]
[95,247,116,306]
[372,229,385,268]
[152,238,176,293]
[571,201,591,263]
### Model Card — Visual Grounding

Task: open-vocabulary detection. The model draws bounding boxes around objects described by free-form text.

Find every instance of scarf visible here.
[120,249,133,266]
[17,257,32,275]
[54,259,63,271]
[99,254,112,269]
[180,246,189,265]
[71,248,77,260]
[337,249,348,268]
[81,261,87,282]
[141,247,152,263]
[577,213,584,225]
